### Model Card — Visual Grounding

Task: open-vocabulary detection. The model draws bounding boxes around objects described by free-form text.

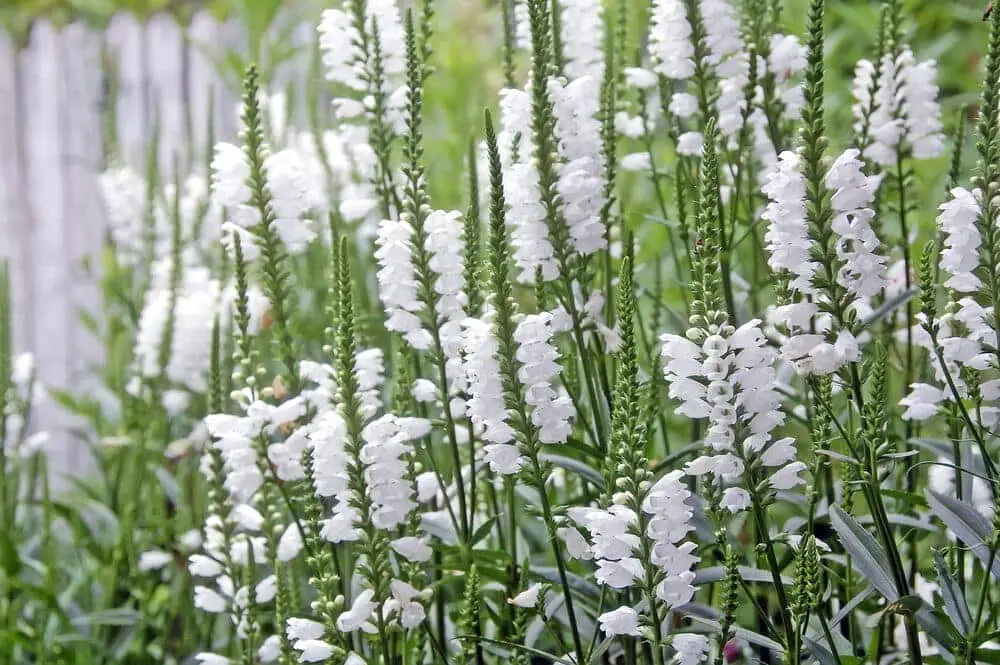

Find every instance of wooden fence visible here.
[0,12,316,478]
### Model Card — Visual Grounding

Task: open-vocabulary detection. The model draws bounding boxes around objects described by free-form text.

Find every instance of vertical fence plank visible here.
[106,13,149,169]
[0,30,33,355]
[59,22,105,479]
[22,21,72,476]
[187,10,232,164]
[146,13,186,174]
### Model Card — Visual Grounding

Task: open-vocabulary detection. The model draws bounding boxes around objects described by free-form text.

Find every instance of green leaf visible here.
[71,607,140,628]
[470,517,498,547]
[926,490,1000,579]
[538,453,604,487]
[933,549,971,636]
[694,566,793,586]
[829,506,898,601]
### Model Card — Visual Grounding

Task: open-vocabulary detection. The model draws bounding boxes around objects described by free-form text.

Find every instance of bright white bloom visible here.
[258,635,280,663]
[663,319,801,499]
[825,148,886,298]
[375,216,430,349]
[295,640,336,663]
[901,383,947,421]
[189,554,223,578]
[391,536,433,562]
[550,76,608,256]
[195,654,230,665]
[514,313,575,443]
[677,132,704,156]
[672,634,710,665]
[558,0,604,79]
[643,471,698,605]
[194,585,227,613]
[463,316,520,473]
[937,187,982,293]
[309,411,359,543]
[360,414,426,529]
[510,583,543,608]
[384,580,426,628]
[99,166,148,266]
[650,0,695,80]
[337,589,379,633]
[318,0,404,90]
[138,550,172,572]
[287,617,325,643]
[598,606,642,636]
[762,152,816,296]
[852,48,943,165]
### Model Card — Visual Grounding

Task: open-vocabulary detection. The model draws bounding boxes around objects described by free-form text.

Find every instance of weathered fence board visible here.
[0,11,318,479]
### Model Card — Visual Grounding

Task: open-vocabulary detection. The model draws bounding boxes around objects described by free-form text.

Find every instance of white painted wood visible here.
[187,11,229,163]
[3,11,327,478]
[58,23,105,402]
[22,21,73,478]
[146,14,187,175]
[106,13,149,169]
[0,30,33,355]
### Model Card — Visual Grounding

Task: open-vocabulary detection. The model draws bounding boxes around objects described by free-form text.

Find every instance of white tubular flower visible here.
[425,210,467,322]
[134,263,223,400]
[769,34,807,83]
[643,471,698,606]
[309,411,360,543]
[559,0,604,79]
[761,152,816,297]
[463,316,521,474]
[662,319,802,502]
[550,76,607,257]
[851,53,901,166]
[424,209,469,395]
[598,606,642,636]
[286,617,325,643]
[277,523,304,562]
[899,54,944,159]
[825,148,886,299]
[261,148,317,252]
[138,550,172,572]
[99,166,148,266]
[194,585,228,614]
[383,580,426,628]
[507,161,559,283]
[937,187,982,293]
[337,589,379,633]
[672,634,711,665]
[354,348,386,420]
[375,216,431,349]
[650,0,695,80]
[390,536,432,562]
[210,141,314,255]
[853,48,944,165]
[360,414,426,529]
[510,583,543,608]
[295,640,335,663]
[514,313,575,444]
[318,0,404,90]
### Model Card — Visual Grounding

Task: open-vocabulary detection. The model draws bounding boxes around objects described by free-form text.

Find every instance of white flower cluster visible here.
[574,471,700,643]
[826,148,886,299]
[514,312,575,444]
[761,148,885,375]
[463,316,520,474]
[851,47,944,166]
[901,187,997,421]
[133,261,233,411]
[210,141,316,256]
[662,319,804,511]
